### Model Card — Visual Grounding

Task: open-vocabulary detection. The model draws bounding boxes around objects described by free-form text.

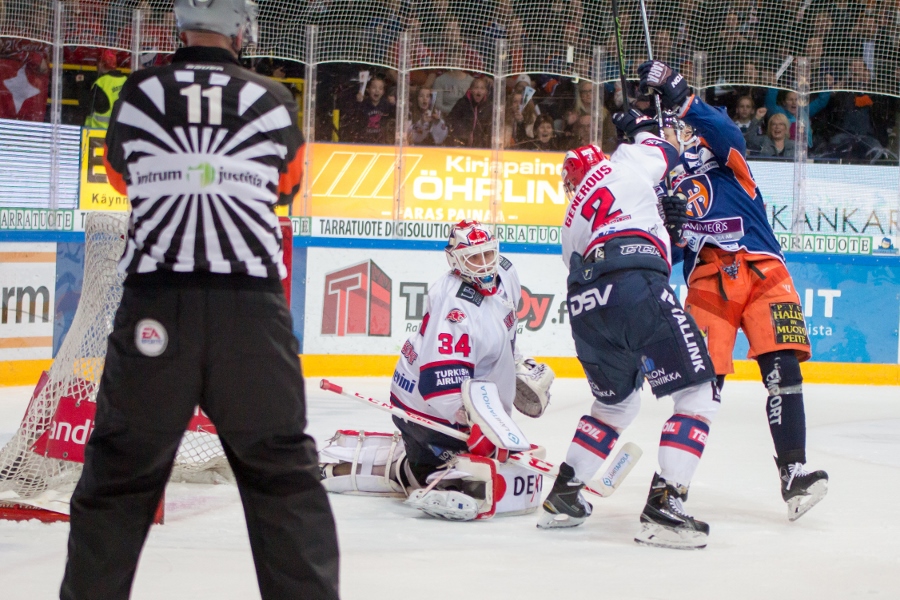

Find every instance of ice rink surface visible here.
[1,377,898,600]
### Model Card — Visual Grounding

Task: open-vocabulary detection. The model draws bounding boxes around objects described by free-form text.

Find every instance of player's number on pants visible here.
[581,187,622,231]
[437,333,471,358]
[181,84,223,125]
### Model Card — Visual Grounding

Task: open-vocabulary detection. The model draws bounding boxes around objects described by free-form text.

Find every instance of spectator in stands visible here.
[447,76,491,147]
[408,86,448,146]
[571,113,594,149]
[755,113,795,158]
[139,9,177,68]
[732,95,767,153]
[365,0,402,64]
[718,12,749,57]
[522,113,567,151]
[433,68,473,115]
[63,0,106,67]
[83,50,127,130]
[348,73,395,144]
[805,35,835,90]
[563,80,617,155]
[827,58,886,161]
[765,88,830,147]
[851,14,879,76]
[505,87,537,147]
[433,21,483,72]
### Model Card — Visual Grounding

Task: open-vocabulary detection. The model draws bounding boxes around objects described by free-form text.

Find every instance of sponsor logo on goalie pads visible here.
[462,379,531,452]
[514,358,554,418]
[318,430,407,497]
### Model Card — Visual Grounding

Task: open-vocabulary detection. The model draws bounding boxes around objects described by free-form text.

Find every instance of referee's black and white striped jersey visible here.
[105,46,304,281]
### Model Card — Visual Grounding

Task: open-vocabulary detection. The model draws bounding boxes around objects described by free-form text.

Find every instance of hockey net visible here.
[0,213,231,520]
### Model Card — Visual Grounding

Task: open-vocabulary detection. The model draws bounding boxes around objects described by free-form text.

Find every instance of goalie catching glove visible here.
[514,358,554,418]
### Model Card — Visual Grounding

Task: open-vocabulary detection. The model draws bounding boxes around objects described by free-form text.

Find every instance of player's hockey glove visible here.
[466,424,510,462]
[660,192,689,246]
[638,60,690,111]
[612,108,659,141]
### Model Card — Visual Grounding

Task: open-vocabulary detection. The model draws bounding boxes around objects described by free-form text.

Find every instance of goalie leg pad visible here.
[462,379,531,452]
[406,449,547,521]
[406,453,499,521]
[319,430,407,497]
[494,453,544,516]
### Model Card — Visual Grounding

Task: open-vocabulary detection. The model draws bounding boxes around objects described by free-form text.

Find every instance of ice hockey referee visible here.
[60,1,340,599]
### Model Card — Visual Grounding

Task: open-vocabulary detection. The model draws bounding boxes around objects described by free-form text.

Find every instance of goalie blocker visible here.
[319,430,544,520]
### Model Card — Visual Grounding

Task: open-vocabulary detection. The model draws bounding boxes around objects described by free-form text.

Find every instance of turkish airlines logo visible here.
[322,261,392,337]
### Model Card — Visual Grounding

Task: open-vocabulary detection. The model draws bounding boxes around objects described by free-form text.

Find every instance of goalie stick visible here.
[319,379,642,498]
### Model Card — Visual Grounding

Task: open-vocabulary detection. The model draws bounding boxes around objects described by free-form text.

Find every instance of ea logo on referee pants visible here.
[135,319,168,357]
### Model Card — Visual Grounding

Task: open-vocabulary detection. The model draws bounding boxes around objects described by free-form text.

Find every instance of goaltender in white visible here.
[319,220,555,521]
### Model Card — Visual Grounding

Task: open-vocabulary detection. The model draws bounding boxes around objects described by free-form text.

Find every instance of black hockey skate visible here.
[536,462,593,529]
[635,473,709,549]
[778,460,828,521]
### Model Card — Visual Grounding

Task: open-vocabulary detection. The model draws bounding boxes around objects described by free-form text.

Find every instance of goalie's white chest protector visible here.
[391,259,521,426]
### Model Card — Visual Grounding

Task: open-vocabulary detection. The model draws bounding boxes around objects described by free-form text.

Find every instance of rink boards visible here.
[0,234,898,386]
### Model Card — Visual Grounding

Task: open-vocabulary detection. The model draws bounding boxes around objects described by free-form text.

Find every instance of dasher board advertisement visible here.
[304,246,900,364]
[0,243,57,361]
[302,247,576,358]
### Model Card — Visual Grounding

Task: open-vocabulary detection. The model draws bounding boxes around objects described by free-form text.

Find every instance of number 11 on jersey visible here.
[180,84,223,125]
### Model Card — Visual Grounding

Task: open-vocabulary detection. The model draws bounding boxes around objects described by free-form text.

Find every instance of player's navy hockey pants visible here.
[60,272,340,600]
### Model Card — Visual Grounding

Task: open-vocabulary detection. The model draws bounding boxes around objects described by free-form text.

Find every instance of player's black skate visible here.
[778,460,828,521]
[537,462,593,529]
[634,473,709,549]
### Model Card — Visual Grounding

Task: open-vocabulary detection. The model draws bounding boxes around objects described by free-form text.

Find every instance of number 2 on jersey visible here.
[438,333,471,358]
[580,187,622,231]
[180,84,223,125]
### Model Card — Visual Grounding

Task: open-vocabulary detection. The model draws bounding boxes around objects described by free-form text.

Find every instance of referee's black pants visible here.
[60,273,340,600]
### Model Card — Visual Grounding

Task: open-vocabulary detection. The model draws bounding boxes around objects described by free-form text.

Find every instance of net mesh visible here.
[0,1,892,94]
[0,214,230,510]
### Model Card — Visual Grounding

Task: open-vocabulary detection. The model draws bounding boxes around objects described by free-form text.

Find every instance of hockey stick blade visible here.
[317,379,642,498]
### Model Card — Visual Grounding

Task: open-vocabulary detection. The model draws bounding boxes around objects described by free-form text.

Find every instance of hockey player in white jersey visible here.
[320,221,555,521]
[537,109,720,549]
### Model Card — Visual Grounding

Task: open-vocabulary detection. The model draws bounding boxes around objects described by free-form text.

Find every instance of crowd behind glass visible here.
[1,0,897,163]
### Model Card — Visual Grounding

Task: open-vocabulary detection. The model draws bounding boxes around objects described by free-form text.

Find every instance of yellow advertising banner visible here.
[79,128,288,216]
[302,143,568,227]
[79,128,130,211]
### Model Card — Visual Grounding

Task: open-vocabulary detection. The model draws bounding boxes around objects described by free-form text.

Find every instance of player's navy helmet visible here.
[446,220,500,295]
[174,0,259,44]
[561,144,607,203]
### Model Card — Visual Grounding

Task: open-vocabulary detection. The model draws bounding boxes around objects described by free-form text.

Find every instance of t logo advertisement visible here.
[399,282,428,320]
[322,261,392,337]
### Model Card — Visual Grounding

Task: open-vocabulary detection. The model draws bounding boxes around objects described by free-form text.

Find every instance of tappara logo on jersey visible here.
[677,174,714,218]
[322,260,392,337]
[446,309,467,323]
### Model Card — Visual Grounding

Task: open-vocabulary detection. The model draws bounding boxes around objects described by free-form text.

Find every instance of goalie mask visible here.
[562,144,607,204]
[446,220,500,295]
